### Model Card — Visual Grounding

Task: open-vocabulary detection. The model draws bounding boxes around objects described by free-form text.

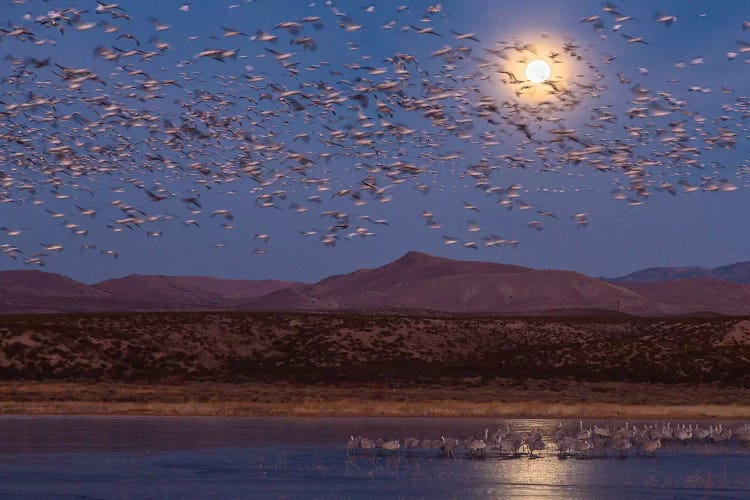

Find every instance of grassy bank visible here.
[1,381,749,419]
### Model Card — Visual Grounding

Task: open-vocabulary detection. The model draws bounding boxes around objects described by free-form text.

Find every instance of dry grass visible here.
[2,311,750,387]
[1,381,749,419]
[1,400,748,420]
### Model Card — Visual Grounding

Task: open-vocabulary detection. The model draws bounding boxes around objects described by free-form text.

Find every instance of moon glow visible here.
[525,59,551,83]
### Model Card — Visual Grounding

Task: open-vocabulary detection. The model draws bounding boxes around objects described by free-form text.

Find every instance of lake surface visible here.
[0,416,748,499]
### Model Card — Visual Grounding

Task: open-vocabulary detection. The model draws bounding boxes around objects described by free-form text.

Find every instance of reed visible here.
[0,382,749,418]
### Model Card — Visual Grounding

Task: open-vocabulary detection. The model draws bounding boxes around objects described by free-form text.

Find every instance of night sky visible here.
[0,0,748,284]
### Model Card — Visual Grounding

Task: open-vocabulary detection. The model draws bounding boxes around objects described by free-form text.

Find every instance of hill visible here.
[618,278,750,316]
[0,270,302,313]
[93,275,298,308]
[1,311,749,386]
[239,251,750,316]
[4,251,750,315]
[606,261,750,284]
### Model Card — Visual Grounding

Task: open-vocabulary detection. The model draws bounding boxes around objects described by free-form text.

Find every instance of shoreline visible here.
[1,381,749,419]
[1,401,750,420]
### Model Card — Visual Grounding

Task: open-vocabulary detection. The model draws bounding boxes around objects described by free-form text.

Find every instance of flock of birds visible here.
[347,421,750,460]
[0,1,749,266]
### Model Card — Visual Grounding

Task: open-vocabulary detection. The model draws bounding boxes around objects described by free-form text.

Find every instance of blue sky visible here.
[0,0,748,283]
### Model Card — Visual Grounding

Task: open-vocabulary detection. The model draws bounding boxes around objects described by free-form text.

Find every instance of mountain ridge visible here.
[2,251,750,316]
[605,261,750,284]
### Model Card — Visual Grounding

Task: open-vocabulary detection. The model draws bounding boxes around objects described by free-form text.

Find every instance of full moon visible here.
[525,59,551,84]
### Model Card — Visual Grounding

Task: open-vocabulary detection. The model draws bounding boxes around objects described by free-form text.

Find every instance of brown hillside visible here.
[0,312,749,387]
[619,278,750,316]
[93,275,299,307]
[4,252,750,315]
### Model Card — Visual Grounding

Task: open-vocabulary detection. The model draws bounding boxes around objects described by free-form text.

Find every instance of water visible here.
[0,416,748,499]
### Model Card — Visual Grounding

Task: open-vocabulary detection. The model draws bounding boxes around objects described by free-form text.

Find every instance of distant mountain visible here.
[0,271,303,313]
[712,262,750,284]
[93,275,298,308]
[617,278,750,316]
[0,270,103,298]
[3,252,750,316]
[605,261,750,284]
[239,251,659,315]
[0,270,112,313]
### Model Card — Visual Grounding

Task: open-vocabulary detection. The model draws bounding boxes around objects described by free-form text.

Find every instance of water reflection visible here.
[0,416,747,498]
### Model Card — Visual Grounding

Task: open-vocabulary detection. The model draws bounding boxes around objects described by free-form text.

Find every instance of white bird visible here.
[640,439,661,457]
[381,438,400,451]
[612,438,633,458]
[577,421,592,440]
[439,436,459,459]
[346,435,360,453]
[359,437,375,451]
[465,436,487,458]
[403,437,420,449]
[594,425,610,438]
[574,438,594,458]
[524,430,545,457]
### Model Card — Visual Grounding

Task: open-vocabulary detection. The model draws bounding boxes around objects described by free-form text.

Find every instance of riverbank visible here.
[1,381,749,419]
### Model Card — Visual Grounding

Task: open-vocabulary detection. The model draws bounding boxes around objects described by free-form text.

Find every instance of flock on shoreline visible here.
[347,421,750,459]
